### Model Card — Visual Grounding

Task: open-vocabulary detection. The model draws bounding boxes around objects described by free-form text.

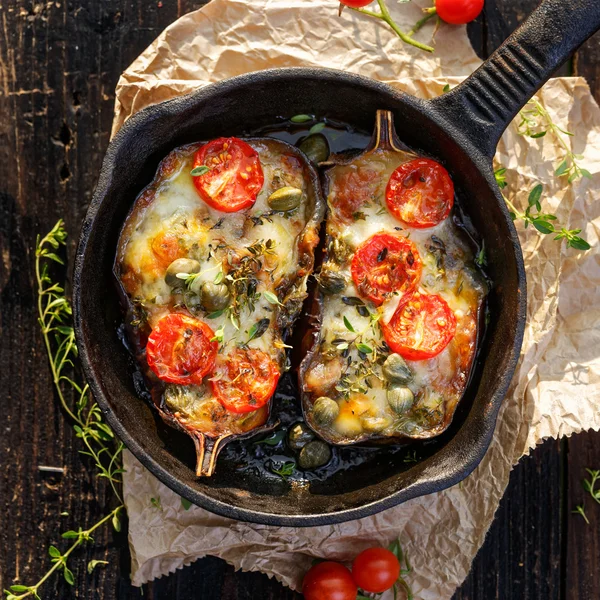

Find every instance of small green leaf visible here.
[356,342,373,354]
[112,514,121,532]
[335,342,349,350]
[555,159,569,176]
[290,114,312,123]
[247,318,270,342]
[63,567,74,586]
[9,585,30,593]
[442,83,451,93]
[48,546,61,559]
[580,168,592,179]
[44,252,65,264]
[343,316,356,332]
[254,429,286,446]
[532,219,555,234]
[190,165,210,176]
[530,131,547,138]
[214,270,224,284]
[568,236,591,251]
[87,560,108,575]
[205,309,225,319]
[528,184,543,207]
[308,122,325,135]
[263,291,282,306]
[568,171,579,184]
[181,497,193,510]
[61,530,79,539]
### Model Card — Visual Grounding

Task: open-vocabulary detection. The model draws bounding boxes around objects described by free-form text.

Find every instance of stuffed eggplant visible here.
[115,137,324,475]
[300,111,487,445]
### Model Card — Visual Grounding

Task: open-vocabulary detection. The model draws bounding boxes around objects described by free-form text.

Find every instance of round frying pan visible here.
[74,0,600,526]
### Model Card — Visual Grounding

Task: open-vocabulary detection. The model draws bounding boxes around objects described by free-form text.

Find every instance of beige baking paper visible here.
[113,1,600,597]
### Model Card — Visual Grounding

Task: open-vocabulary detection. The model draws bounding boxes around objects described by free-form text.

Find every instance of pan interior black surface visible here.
[74,70,524,525]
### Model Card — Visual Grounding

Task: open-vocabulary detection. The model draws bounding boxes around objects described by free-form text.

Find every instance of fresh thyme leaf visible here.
[248,318,269,342]
[150,497,163,510]
[8,586,29,593]
[555,159,569,177]
[214,270,224,284]
[583,469,600,504]
[87,560,108,575]
[181,497,193,511]
[335,342,350,350]
[112,513,122,532]
[211,325,225,343]
[309,122,326,135]
[205,309,225,319]
[572,504,590,525]
[356,342,373,354]
[528,184,543,208]
[190,165,210,176]
[61,530,79,539]
[290,114,312,123]
[263,290,282,305]
[271,460,295,480]
[442,83,451,93]
[474,241,487,267]
[254,429,286,446]
[530,131,547,138]
[48,546,61,558]
[532,218,555,234]
[343,316,356,332]
[63,567,74,586]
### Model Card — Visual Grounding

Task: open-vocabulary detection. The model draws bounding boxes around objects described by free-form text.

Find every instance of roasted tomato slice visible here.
[381,292,457,360]
[351,233,422,306]
[146,314,218,385]
[385,158,454,228]
[192,137,264,212]
[211,348,280,414]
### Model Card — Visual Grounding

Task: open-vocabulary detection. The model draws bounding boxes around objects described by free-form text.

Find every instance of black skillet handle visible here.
[429,0,600,159]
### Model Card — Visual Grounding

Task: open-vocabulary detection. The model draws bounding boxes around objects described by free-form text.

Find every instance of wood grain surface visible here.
[0,1,599,598]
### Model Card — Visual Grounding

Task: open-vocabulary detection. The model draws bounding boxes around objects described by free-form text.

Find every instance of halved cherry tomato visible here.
[302,561,357,600]
[211,348,279,414]
[193,137,264,213]
[351,233,422,306]
[339,0,374,6]
[382,292,457,360]
[436,0,484,25]
[385,158,454,228]
[146,314,218,385]
[352,547,401,593]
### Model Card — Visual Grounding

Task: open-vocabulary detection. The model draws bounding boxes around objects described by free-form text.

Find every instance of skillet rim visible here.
[73,66,527,526]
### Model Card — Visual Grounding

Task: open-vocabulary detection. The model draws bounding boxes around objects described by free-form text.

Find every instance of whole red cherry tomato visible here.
[302,561,357,600]
[339,0,374,7]
[436,0,484,25]
[352,547,401,593]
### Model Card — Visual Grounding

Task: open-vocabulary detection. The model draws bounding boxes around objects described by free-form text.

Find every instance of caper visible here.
[298,440,332,470]
[318,271,346,295]
[298,133,330,164]
[199,282,231,312]
[387,385,415,414]
[165,258,201,287]
[312,396,339,425]
[267,186,303,212]
[382,353,413,384]
[361,416,392,433]
[287,422,315,452]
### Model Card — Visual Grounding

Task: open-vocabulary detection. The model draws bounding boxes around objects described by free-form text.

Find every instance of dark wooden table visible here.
[1,1,599,598]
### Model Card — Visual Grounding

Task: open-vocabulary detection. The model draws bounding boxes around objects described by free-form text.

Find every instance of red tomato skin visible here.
[382,293,457,361]
[146,314,218,385]
[436,0,484,25]
[302,562,357,600]
[352,548,401,593]
[211,348,280,414]
[193,137,264,213]
[385,158,454,228]
[340,0,374,6]
[351,233,422,306]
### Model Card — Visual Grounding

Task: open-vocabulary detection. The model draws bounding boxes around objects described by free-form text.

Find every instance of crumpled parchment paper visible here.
[113,1,600,597]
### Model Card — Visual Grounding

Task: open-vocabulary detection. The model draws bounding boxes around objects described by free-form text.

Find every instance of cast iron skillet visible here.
[74,0,600,526]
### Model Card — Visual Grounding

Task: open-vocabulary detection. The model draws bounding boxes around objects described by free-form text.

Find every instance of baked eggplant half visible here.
[300,111,487,445]
[115,137,324,475]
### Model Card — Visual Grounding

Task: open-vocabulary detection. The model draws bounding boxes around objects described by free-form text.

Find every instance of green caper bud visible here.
[382,353,413,384]
[165,258,201,287]
[387,385,415,414]
[317,271,346,295]
[312,396,339,425]
[287,422,315,452]
[298,133,330,164]
[267,187,303,212]
[298,440,332,470]
[361,416,392,433]
[200,282,231,312]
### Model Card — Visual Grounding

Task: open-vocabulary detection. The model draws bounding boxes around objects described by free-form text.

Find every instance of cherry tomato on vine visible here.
[381,292,457,360]
[436,0,484,25]
[211,348,280,414]
[146,314,218,385]
[386,158,454,228]
[352,547,401,593]
[193,137,264,212]
[302,561,357,600]
[339,0,374,7]
[351,233,422,306]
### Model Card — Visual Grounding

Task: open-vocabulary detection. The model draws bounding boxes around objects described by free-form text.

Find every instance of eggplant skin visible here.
[113,137,325,476]
[299,141,486,447]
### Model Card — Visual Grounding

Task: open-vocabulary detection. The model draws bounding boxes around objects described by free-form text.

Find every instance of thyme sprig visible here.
[583,469,600,505]
[5,221,125,600]
[517,98,592,184]
[345,0,435,53]
[572,504,590,525]
[494,170,591,250]
[270,460,296,480]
